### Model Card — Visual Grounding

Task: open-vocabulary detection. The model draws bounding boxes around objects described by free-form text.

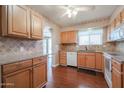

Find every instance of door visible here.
[78,53,86,68]
[86,55,95,69]
[33,63,47,88]
[31,11,43,39]
[112,68,122,88]
[8,5,30,37]
[3,68,32,88]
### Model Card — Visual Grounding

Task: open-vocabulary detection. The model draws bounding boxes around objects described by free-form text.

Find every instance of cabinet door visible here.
[78,53,86,68]
[111,20,115,32]
[61,31,77,44]
[59,51,67,66]
[112,68,122,88]
[67,31,77,43]
[96,53,103,70]
[115,14,121,27]
[31,11,43,39]
[86,55,95,69]
[3,68,32,88]
[121,9,124,22]
[33,63,47,88]
[8,5,30,38]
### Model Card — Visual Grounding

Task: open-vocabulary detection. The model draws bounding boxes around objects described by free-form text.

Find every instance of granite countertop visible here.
[103,51,124,64]
[0,52,48,65]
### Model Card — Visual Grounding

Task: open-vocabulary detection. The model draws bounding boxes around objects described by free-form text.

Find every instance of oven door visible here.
[104,56,112,87]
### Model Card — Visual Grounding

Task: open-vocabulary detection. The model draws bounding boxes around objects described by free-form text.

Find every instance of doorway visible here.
[43,27,52,68]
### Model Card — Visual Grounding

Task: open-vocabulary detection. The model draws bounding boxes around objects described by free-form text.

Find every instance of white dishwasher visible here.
[67,52,77,67]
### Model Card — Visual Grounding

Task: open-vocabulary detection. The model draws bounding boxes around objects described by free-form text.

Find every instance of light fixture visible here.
[61,5,95,18]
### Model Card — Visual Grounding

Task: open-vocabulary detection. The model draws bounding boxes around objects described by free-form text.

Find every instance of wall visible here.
[0,6,61,87]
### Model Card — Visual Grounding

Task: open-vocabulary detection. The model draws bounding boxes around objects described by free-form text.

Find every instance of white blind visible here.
[78,28,103,45]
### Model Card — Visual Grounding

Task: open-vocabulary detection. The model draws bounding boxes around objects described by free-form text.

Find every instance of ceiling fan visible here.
[60,5,95,18]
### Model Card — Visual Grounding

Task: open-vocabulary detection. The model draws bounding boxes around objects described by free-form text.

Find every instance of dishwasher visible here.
[67,52,77,67]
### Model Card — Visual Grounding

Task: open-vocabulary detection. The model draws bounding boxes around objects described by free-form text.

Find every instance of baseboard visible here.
[52,64,59,67]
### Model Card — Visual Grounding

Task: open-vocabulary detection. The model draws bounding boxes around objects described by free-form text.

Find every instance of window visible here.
[78,28,103,45]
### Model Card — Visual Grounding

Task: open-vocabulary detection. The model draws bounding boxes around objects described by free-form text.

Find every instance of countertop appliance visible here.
[67,52,77,66]
[104,53,112,88]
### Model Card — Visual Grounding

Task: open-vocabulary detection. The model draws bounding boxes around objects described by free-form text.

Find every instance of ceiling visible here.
[28,5,118,27]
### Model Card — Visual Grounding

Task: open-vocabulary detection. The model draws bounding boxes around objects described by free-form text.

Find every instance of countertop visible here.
[103,51,124,64]
[0,52,47,65]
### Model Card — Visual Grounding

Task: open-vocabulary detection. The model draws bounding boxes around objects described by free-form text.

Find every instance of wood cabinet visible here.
[112,67,122,88]
[0,5,43,40]
[77,53,86,68]
[77,53,96,69]
[115,14,121,28]
[95,53,103,70]
[0,5,30,38]
[59,51,67,66]
[30,11,43,39]
[112,59,124,88]
[85,53,95,69]
[121,9,124,22]
[2,67,32,88]
[110,20,115,32]
[61,31,77,44]
[1,56,47,88]
[32,56,47,88]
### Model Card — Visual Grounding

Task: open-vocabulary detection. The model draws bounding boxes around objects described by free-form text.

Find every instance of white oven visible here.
[104,54,112,88]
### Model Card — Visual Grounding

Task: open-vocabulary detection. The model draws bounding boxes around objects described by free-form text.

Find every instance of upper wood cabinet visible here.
[61,31,77,44]
[30,11,43,39]
[110,20,115,32]
[0,5,43,40]
[121,9,124,22]
[95,53,103,70]
[1,5,30,38]
[115,14,121,27]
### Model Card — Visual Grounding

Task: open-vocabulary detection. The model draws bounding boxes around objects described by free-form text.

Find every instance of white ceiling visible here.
[28,5,118,27]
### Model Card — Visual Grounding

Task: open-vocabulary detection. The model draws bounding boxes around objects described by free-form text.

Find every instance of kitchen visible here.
[0,5,124,88]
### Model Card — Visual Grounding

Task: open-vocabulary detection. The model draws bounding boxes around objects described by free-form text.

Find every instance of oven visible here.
[104,54,112,88]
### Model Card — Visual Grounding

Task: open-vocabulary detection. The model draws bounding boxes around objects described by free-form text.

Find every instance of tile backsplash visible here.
[116,41,124,53]
[0,36,43,64]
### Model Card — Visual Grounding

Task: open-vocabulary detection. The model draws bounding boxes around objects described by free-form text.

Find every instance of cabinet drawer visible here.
[2,59,32,75]
[33,56,47,65]
[33,57,43,65]
[112,59,122,72]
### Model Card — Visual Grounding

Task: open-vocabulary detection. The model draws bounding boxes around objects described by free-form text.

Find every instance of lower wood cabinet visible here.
[59,51,67,66]
[1,56,47,88]
[32,57,47,88]
[112,67,122,88]
[77,53,85,68]
[2,67,32,88]
[112,59,124,88]
[95,53,103,71]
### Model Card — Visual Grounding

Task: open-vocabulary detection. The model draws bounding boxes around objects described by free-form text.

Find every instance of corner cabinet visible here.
[30,11,43,39]
[61,31,77,44]
[0,5,43,40]
[1,56,47,88]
